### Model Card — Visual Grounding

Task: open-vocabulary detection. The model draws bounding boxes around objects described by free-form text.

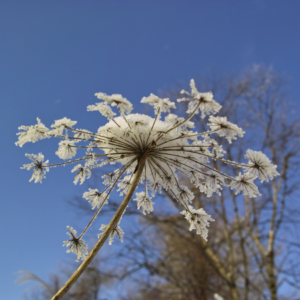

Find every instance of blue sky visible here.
[1,1,300,299]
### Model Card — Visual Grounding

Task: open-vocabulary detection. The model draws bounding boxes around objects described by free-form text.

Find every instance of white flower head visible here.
[134,191,154,215]
[63,226,88,262]
[16,118,49,147]
[21,153,49,183]
[208,116,245,143]
[50,117,77,136]
[94,92,133,115]
[178,79,222,118]
[149,179,163,197]
[55,140,77,160]
[195,170,224,197]
[205,170,226,190]
[181,205,215,241]
[117,175,133,196]
[71,164,91,185]
[83,188,109,210]
[16,80,280,252]
[98,224,124,245]
[87,102,116,120]
[141,93,176,114]
[161,173,177,191]
[197,181,222,197]
[175,185,194,205]
[230,172,261,198]
[244,149,279,182]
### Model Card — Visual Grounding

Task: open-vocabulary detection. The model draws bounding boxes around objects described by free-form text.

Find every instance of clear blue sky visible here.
[1,1,300,299]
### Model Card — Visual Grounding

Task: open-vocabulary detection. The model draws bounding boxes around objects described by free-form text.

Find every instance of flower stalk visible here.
[51,154,147,300]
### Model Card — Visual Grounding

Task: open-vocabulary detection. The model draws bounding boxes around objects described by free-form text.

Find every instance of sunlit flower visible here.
[181,205,215,241]
[71,164,91,185]
[230,172,261,198]
[83,188,109,210]
[15,118,49,147]
[175,185,194,206]
[117,175,133,196]
[208,115,244,143]
[94,92,133,115]
[134,191,154,215]
[87,102,116,120]
[55,140,77,159]
[244,149,279,182]
[63,226,88,262]
[21,153,49,183]
[141,93,176,114]
[16,79,279,256]
[178,79,222,118]
[49,117,77,136]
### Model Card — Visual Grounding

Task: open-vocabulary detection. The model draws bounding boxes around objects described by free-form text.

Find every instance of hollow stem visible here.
[51,154,147,300]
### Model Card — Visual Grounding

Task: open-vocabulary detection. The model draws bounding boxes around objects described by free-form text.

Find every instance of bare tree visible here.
[17,257,114,300]
[114,66,300,300]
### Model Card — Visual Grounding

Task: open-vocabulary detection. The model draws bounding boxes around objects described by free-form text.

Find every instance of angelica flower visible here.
[117,175,133,196]
[71,164,91,185]
[16,78,279,258]
[141,93,176,114]
[208,115,244,143]
[21,153,49,183]
[230,172,261,198]
[134,191,154,215]
[149,179,163,196]
[175,185,194,206]
[63,226,88,262]
[178,79,222,118]
[49,117,77,136]
[181,205,215,241]
[87,102,116,120]
[83,188,109,210]
[55,140,77,159]
[161,173,177,191]
[205,170,226,191]
[94,92,133,115]
[16,118,49,147]
[244,149,279,182]
[197,181,222,197]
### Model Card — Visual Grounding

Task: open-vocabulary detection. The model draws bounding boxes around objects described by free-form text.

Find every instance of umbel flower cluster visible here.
[16,80,279,262]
